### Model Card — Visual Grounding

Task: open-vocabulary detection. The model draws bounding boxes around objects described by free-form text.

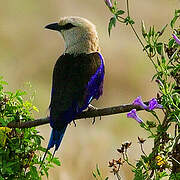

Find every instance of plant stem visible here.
[115,172,121,180]
[125,0,157,70]
[3,102,149,128]
[122,152,136,169]
[140,143,147,157]
[126,0,130,17]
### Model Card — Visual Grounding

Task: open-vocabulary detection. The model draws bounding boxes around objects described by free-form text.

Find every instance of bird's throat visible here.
[63,31,100,55]
[64,40,100,55]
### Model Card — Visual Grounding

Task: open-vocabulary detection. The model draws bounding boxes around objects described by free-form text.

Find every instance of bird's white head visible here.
[45,16,100,55]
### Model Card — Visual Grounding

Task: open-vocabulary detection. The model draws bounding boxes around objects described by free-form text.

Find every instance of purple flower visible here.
[104,0,113,8]
[148,98,163,110]
[172,34,180,45]
[127,109,143,123]
[133,96,148,109]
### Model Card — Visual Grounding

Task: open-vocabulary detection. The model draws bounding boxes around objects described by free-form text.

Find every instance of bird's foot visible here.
[88,104,97,111]
[92,116,102,124]
[87,104,100,124]
[92,117,96,125]
[73,120,77,127]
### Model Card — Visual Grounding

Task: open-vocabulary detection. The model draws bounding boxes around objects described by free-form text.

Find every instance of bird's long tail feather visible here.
[48,125,67,150]
[40,125,67,168]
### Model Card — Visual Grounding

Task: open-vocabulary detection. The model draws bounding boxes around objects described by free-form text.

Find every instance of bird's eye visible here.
[62,23,76,30]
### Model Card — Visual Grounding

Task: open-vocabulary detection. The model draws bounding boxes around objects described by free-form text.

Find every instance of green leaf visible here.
[0,118,8,126]
[149,46,154,53]
[15,90,26,97]
[124,16,135,25]
[170,16,178,29]
[30,165,39,178]
[32,105,39,112]
[129,19,135,25]
[116,10,125,16]
[158,24,168,37]
[16,96,23,105]
[170,9,180,29]
[175,9,180,14]
[52,157,61,166]
[148,26,152,37]
[146,120,156,128]
[92,172,97,178]
[0,81,8,86]
[0,176,4,180]
[108,17,116,36]
[6,162,17,168]
[96,164,101,176]
[161,56,166,64]
[43,167,49,177]
[133,168,146,180]
[156,43,163,55]
[136,160,143,168]
[114,0,117,7]
[141,20,147,38]
[151,25,155,36]
[143,44,151,51]
[170,172,180,180]
[159,171,168,178]
[168,38,174,48]
[141,155,149,163]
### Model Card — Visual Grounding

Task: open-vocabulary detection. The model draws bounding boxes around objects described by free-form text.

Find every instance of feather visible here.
[41,52,104,166]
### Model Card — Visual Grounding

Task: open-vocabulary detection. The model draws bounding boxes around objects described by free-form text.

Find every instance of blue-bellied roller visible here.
[42,16,105,162]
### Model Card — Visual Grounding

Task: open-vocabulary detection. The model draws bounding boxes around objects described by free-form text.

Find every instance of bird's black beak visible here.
[45,23,61,31]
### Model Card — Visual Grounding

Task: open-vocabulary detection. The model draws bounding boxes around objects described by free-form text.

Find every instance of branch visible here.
[4,102,148,128]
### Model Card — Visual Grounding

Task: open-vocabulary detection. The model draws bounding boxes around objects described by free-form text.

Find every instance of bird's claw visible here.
[73,120,76,127]
[88,104,97,111]
[92,117,96,125]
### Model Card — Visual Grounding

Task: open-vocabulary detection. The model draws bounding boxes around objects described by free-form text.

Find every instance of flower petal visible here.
[133,96,148,109]
[172,34,180,45]
[104,0,113,8]
[127,109,143,123]
[148,98,163,110]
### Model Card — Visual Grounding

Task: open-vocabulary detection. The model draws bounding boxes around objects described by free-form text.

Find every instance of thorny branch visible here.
[2,102,148,128]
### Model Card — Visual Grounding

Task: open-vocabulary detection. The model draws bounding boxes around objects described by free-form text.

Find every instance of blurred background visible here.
[0,0,179,179]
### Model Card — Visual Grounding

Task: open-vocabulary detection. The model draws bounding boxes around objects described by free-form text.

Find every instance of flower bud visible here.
[104,0,113,8]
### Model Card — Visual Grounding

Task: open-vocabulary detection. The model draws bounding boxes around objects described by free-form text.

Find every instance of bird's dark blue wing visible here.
[79,53,104,112]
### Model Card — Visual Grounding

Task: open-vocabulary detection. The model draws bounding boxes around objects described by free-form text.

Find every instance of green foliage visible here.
[104,1,180,179]
[0,78,60,179]
[170,9,180,29]
[92,164,108,180]
[107,0,135,36]
[108,17,116,36]
[142,24,168,58]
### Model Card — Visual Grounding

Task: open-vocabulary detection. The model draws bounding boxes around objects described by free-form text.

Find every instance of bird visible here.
[42,16,105,163]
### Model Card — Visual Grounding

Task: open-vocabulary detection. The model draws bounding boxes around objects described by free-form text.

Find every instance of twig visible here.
[125,0,157,70]
[3,102,148,128]
[171,157,180,166]
[140,143,147,157]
